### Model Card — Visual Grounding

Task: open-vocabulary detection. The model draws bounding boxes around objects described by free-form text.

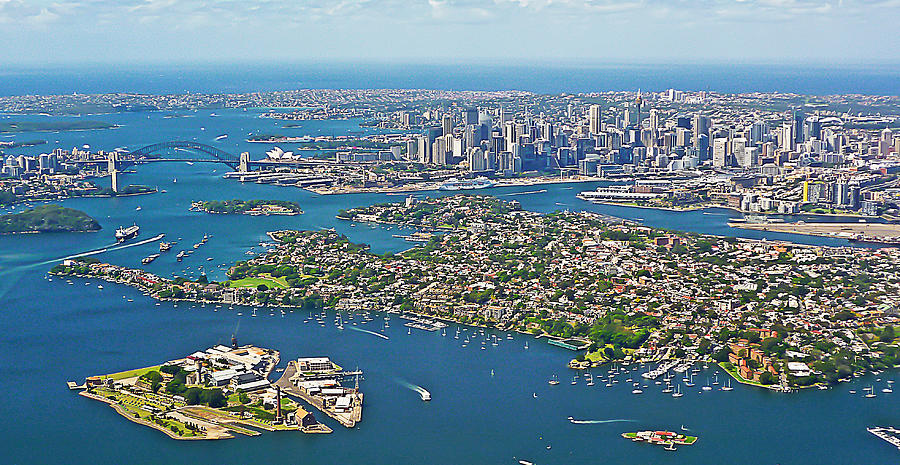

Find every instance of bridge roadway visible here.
[274,361,363,428]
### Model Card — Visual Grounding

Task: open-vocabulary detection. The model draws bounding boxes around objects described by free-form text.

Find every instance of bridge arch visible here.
[125,141,239,169]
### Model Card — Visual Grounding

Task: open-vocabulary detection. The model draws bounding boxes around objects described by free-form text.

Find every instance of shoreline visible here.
[578,198,879,220]
[306,175,603,196]
[729,221,900,243]
[79,390,216,441]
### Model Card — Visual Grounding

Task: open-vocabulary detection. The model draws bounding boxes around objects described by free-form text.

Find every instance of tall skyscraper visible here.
[792,111,805,143]
[692,114,710,148]
[713,138,729,167]
[464,107,478,126]
[589,104,603,135]
[442,115,454,137]
[649,109,660,147]
[750,120,769,146]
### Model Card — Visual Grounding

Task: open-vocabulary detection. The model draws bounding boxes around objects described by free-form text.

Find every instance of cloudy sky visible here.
[2,0,899,65]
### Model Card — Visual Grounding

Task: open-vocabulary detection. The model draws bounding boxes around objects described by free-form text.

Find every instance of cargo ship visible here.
[438,176,495,191]
[114,224,139,242]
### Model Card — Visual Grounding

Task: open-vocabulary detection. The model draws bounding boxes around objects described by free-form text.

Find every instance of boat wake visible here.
[349,326,390,340]
[503,189,547,196]
[568,418,636,425]
[0,234,165,299]
[396,378,430,399]
[35,233,166,267]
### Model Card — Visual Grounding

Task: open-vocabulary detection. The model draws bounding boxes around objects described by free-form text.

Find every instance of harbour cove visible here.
[0,112,898,464]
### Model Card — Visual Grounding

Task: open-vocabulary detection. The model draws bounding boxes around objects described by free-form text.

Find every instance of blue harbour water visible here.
[0,107,898,464]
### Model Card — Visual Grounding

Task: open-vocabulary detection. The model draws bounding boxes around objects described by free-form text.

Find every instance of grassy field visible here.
[94,388,199,438]
[104,365,161,381]
[584,345,635,363]
[227,275,287,289]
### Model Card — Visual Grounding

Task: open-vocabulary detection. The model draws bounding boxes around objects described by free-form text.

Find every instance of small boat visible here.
[721,379,733,391]
[632,389,643,394]
[664,443,677,451]
[672,384,684,398]
[548,375,560,386]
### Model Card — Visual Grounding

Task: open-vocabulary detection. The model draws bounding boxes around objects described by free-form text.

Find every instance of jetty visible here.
[274,360,363,428]
[868,426,900,451]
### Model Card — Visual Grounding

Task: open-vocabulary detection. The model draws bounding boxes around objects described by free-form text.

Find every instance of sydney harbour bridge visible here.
[97,141,327,192]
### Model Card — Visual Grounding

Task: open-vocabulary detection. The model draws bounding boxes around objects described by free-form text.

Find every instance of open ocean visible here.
[0,62,898,96]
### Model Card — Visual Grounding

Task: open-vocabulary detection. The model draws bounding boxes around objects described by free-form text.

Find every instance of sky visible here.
[1,0,899,66]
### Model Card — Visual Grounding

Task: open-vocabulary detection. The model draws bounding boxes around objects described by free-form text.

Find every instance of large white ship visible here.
[438,176,495,191]
[114,224,139,242]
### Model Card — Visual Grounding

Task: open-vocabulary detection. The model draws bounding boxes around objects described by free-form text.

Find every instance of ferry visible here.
[438,176,495,191]
[115,224,140,242]
[622,430,698,448]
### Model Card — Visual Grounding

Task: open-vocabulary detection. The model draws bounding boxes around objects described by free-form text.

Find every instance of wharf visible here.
[274,361,363,428]
[868,426,900,451]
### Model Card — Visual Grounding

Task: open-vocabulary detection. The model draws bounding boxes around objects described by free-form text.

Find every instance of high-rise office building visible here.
[442,115,454,137]
[464,108,478,126]
[713,138,729,167]
[692,114,710,148]
[589,104,603,135]
[649,109,660,147]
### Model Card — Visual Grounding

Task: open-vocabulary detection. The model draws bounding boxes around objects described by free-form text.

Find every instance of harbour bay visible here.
[0,110,898,464]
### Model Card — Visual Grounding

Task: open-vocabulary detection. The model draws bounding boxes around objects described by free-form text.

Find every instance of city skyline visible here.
[2,0,900,65]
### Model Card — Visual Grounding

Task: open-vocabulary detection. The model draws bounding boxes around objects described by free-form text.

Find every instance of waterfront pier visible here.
[274,361,363,428]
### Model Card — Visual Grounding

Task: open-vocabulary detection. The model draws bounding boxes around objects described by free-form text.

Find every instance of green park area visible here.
[226,275,288,289]
[104,365,162,381]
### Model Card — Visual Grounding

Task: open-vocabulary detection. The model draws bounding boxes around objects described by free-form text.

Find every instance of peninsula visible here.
[51,195,899,392]
[0,204,100,234]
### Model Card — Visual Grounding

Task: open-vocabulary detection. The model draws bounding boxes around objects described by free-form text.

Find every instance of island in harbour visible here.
[0,204,100,234]
[0,120,117,133]
[190,199,303,216]
[69,342,353,440]
[50,195,898,392]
